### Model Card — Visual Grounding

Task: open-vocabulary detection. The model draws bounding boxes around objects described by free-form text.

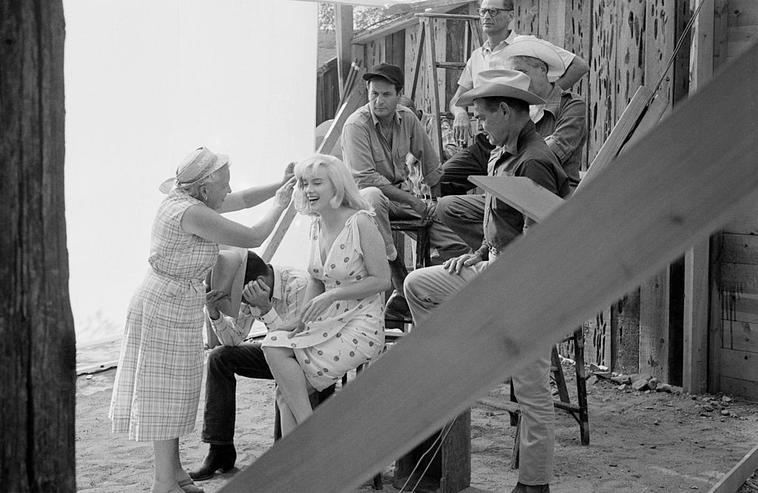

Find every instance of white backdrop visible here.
[64,0,318,343]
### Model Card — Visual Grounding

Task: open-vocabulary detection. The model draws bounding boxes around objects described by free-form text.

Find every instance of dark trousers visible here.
[436,194,486,252]
[200,342,335,444]
[201,343,274,445]
[440,133,494,196]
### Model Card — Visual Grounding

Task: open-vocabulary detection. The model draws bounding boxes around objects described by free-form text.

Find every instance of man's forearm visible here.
[555,56,589,90]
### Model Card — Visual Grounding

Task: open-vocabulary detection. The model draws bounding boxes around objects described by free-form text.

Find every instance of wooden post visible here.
[0,1,76,491]
[682,0,714,394]
[638,0,676,381]
[335,3,354,97]
[218,43,758,493]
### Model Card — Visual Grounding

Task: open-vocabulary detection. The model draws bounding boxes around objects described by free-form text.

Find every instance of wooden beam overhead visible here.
[220,42,758,493]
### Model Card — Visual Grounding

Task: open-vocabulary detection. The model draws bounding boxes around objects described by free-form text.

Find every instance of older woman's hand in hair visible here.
[282,161,296,184]
[274,177,296,209]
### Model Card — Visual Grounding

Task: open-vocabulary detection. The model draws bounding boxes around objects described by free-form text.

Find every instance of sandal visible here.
[178,479,205,493]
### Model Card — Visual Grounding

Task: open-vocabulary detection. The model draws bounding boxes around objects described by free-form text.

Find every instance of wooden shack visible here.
[326,0,758,401]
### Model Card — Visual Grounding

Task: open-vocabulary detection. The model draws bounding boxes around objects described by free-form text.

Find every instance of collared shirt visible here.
[533,85,587,188]
[477,122,569,256]
[342,103,441,190]
[458,33,576,89]
[209,265,309,346]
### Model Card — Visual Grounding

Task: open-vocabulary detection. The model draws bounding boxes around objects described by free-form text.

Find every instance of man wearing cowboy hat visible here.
[440,0,588,196]
[404,70,568,493]
[341,62,469,320]
[437,37,587,252]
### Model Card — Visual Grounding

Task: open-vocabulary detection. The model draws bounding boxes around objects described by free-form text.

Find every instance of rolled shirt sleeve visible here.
[208,305,257,346]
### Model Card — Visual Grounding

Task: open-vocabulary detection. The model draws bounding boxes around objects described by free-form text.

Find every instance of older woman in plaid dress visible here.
[109,147,294,493]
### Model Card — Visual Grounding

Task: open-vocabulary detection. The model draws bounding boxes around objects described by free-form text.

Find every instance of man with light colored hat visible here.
[437,37,586,252]
[341,62,469,320]
[440,0,588,196]
[404,69,568,493]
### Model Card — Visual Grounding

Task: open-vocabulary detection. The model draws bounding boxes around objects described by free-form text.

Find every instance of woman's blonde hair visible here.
[293,154,370,214]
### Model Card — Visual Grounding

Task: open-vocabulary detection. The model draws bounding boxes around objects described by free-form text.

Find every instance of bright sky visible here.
[64,0,318,343]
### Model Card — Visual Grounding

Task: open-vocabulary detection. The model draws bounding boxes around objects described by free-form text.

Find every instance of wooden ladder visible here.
[409,12,482,160]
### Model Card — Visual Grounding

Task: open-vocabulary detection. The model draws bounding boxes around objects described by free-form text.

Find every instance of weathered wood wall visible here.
[316,57,341,125]
[713,0,758,400]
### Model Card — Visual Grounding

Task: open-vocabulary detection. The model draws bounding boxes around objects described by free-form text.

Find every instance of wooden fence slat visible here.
[218,43,758,493]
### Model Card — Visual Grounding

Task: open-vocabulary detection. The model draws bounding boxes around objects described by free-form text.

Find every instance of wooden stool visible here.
[508,328,590,469]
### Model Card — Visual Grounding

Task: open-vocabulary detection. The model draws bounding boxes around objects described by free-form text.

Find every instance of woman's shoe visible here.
[178,478,205,493]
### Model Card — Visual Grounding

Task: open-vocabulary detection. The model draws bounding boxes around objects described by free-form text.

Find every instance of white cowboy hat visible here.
[458,69,546,106]
[502,35,567,81]
[159,146,230,194]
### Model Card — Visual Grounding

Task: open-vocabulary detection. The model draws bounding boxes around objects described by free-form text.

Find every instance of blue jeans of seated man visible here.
[404,261,555,486]
[360,186,470,263]
[201,343,274,445]
[201,343,335,444]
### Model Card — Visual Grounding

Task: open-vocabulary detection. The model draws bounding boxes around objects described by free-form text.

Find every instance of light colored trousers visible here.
[360,187,470,262]
[404,260,555,486]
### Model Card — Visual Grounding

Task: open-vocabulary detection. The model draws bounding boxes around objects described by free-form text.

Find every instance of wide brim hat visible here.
[159,146,230,193]
[502,35,567,81]
[458,69,546,107]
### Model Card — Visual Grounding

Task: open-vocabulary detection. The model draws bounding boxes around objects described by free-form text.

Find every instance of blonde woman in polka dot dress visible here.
[262,154,390,435]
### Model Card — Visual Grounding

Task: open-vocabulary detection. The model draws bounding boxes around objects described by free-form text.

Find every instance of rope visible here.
[647,0,708,106]
[397,416,458,493]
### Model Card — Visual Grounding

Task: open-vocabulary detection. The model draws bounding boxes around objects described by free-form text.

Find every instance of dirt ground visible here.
[76,359,758,493]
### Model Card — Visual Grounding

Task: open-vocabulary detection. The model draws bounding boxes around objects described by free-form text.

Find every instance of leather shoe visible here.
[188,444,236,481]
[511,482,550,493]
[385,291,411,321]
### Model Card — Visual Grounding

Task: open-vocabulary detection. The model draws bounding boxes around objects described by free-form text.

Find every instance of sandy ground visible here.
[76,357,758,493]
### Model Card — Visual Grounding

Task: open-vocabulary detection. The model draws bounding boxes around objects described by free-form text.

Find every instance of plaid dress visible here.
[109,190,218,441]
[262,210,385,391]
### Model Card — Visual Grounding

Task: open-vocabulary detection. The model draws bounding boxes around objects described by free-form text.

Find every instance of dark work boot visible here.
[188,444,236,481]
[511,483,550,493]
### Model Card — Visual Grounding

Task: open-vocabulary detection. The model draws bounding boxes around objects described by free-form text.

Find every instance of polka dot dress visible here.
[263,210,385,390]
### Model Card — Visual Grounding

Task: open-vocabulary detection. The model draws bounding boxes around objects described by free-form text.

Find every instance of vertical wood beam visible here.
[638,0,676,381]
[682,0,714,394]
[0,0,76,490]
[335,3,354,97]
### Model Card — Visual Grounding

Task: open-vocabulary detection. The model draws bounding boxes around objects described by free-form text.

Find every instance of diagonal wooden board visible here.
[261,68,366,262]
[219,43,758,493]
[469,175,564,223]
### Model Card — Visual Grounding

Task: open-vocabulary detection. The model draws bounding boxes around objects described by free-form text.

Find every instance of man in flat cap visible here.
[341,62,468,320]
[438,37,586,252]
[404,70,569,493]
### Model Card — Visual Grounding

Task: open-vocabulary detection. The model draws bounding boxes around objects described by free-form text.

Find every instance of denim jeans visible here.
[200,343,274,445]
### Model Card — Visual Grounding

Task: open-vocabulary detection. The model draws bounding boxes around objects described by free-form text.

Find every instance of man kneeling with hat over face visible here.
[404,70,570,493]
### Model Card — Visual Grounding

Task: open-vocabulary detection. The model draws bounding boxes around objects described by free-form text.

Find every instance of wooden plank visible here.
[708,444,758,493]
[721,292,758,324]
[683,240,710,393]
[730,319,758,354]
[713,0,729,69]
[335,4,354,98]
[721,234,758,265]
[587,0,617,163]
[719,376,758,401]
[720,348,758,382]
[720,263,758,295]
[579,85,652,186]
[726,0,758,27]
[261,73,366,262]
[218,43,758,493]
[614,0,646,117]
[683,0,715,396]
[611,289,641,373]
[623,91,669,148]
[468,176,564,223]
[639,269,670,380]
[723,207,758,234]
